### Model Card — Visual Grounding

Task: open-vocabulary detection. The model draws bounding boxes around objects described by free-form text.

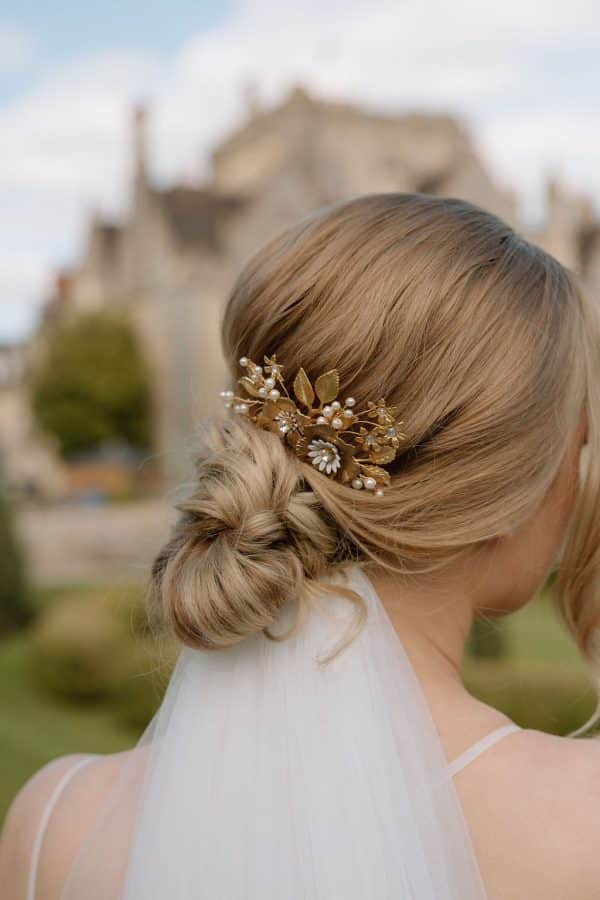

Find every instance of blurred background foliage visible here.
[0,481,32,635]
[29,311,152,459]
[0,547,596,822]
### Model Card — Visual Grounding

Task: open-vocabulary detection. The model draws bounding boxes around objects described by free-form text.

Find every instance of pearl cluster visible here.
[219,355,285,414]
[240,356,283,401]
[315,395,356,431]
[219,388,249,416]
[351,475,384,496]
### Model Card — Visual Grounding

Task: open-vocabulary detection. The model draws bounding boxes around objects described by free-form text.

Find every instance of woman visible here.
[1,192,599,899]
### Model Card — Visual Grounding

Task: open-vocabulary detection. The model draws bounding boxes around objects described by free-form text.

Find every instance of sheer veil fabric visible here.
[61,564,488,899]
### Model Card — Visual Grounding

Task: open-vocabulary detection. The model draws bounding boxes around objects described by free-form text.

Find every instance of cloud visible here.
[0,23,34,71]
[1,0,599,340]
[479,108,600,221]
[0,245,49,343]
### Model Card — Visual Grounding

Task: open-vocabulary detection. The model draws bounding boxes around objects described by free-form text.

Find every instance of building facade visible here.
[43,84,600,486]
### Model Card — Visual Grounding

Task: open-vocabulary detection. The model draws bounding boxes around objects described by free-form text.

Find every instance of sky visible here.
[1,0,600,342]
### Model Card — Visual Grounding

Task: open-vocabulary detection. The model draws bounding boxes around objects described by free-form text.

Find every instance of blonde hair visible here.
[151,193,600,714]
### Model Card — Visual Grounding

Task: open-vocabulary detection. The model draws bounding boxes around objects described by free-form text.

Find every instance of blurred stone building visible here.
[41,84,600,486]
[0,343,66,499]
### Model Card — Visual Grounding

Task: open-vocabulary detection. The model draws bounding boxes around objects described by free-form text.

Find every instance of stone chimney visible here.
[544,174,593,271]
[132,103,150,210]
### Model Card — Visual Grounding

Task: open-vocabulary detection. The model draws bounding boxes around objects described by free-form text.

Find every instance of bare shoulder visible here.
[0,750,134,900]
[456,725,600,900]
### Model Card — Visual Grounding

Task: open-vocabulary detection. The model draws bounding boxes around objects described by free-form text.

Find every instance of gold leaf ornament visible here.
[315,369,340,405]
[220,352,407,496]
[239,376,263,398]
[370,445,397,465]
[293,367,315,409]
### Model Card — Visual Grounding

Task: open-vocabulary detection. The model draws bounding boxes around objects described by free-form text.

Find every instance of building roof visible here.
[212,83,466,168]
[158,186,246,251]
[96,222,122,256]
[88,220,123,269]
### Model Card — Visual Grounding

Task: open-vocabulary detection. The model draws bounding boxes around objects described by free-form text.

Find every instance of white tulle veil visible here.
[61,563,487,899]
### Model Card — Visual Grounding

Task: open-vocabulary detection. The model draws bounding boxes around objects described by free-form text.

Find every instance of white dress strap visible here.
[447,723,521,778]
[27,754,97,900]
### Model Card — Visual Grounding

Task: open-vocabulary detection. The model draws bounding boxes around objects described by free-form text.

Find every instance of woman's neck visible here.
[363,562,475,695]
[361,561,515,759]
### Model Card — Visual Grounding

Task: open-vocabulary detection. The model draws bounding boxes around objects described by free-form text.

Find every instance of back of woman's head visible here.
[151,193,600,675]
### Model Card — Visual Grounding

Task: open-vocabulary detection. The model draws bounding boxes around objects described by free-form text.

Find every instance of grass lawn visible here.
[0,633,139,823]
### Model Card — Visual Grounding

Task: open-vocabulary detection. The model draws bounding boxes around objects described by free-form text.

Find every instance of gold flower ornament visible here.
[219,354,406,495]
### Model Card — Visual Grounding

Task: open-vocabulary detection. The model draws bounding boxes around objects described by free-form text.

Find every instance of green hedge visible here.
[466,616,506,660]
[0,485,32,634]
[30,588,175,727]
[28,582,598,737]
[32,595,132,698]
[112,638,175,731]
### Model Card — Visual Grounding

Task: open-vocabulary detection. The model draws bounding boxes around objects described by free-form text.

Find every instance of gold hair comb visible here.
[220,354,406,495]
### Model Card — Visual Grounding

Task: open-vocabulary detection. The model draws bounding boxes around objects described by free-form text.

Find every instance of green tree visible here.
[30,311,152,458]
[0,475,31,633]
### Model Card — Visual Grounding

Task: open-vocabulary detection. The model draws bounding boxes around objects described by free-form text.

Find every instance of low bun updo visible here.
[150,414,351,651]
